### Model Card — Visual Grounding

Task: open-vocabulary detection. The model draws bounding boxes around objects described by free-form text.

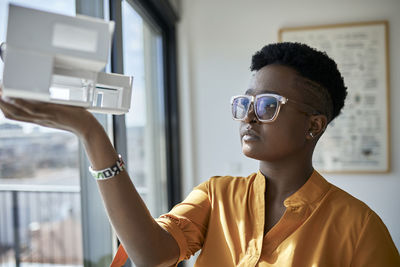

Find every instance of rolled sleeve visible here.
[155,181,211,264]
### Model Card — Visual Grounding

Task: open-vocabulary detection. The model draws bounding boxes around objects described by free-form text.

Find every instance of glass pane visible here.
[122,1,168,217]
[0,1,83,266]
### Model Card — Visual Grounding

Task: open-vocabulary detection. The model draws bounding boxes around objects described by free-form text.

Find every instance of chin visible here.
[241,143,286,162]
[242,146,266,161]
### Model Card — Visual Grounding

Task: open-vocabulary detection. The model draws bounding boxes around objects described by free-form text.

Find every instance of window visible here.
[0,0,180,266]
[122,0,168,217]
[112,0,182,212]
[0,1,83,267]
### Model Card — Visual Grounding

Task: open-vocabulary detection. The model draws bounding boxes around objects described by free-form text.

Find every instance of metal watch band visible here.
[89,155,126,180]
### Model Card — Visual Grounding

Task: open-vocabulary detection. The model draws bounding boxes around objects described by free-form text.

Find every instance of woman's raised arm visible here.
[0,87,180,267]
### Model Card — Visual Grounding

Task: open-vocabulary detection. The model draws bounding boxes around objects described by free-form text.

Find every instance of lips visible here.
[240,127,260,142]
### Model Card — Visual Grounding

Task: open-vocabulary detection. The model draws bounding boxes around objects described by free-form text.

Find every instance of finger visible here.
[0,96,88,132]
[0,100,60,129]
[0,98,38,123]
[0,99,68,130]
[12,97,82,116]
[0,107,37,125]
[2,97,55,120]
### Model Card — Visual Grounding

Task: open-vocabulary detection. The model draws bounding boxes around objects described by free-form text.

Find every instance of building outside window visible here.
[0,0,179,266]
[0,2,82,267]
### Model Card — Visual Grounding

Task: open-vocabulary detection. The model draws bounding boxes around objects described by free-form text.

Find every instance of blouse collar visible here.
[256,169,331,208]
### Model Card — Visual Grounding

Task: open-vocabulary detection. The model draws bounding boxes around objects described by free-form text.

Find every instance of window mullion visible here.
[76,1,115,266]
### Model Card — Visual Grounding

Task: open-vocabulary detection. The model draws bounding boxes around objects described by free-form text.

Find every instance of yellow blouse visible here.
[155,170,400,266]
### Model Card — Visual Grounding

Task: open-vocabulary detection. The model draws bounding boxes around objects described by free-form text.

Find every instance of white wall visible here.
[177,0,400,252]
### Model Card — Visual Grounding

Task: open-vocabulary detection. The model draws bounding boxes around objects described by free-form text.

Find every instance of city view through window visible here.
[0,0,167,265]
[0,1,83,266]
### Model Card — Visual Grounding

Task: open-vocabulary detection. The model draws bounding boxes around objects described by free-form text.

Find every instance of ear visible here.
[306,114,328,140]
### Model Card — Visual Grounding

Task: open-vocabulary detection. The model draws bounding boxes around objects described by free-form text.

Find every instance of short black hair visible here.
[250,42,347,121]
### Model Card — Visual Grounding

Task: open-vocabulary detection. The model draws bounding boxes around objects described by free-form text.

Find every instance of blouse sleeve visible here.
[155,180,211,264]
[350,210,400,267]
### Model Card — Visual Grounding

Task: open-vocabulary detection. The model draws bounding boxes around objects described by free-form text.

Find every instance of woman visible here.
[0,42,399,266]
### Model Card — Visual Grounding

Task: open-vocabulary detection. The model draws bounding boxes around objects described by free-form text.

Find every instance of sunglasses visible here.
[231,93,319,123]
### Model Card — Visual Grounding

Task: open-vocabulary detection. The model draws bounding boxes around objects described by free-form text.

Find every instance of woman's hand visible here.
[0,84,97,138]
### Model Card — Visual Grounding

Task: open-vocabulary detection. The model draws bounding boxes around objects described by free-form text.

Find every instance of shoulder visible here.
[317,178,400,264]
[325,184,371,212]
[319,179,380,230]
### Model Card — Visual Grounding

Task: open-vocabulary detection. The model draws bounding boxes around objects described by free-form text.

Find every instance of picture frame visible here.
[279,21,390,173]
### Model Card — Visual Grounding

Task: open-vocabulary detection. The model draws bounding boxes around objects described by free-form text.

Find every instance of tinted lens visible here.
[256,96,278,121]
[232,97,250,120]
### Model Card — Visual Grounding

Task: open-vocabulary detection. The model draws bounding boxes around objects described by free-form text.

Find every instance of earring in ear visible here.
[309,132,315,138]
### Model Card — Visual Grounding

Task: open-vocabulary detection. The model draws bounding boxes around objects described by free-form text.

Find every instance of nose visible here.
[244,101,258,123]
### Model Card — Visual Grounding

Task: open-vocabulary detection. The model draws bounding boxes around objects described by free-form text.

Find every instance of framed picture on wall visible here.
[279,21,390,173]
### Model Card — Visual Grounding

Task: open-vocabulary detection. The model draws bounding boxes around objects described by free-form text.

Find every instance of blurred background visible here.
[0,0,399,266]
[178,0,400,265]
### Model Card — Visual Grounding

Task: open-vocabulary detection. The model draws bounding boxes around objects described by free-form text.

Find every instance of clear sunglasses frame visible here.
[231,93,319,123]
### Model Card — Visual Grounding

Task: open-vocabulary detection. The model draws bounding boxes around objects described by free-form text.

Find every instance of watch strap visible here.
[89,155,126,180]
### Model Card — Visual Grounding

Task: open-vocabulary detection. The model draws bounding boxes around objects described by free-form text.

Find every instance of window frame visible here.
[78,0,182,265]
[75,1,115,266]
[110,0,182,211]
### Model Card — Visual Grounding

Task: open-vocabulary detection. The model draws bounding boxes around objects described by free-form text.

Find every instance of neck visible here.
[259,152,314,203]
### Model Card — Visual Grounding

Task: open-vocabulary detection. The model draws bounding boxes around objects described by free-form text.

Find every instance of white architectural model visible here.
[1,4,133,114]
